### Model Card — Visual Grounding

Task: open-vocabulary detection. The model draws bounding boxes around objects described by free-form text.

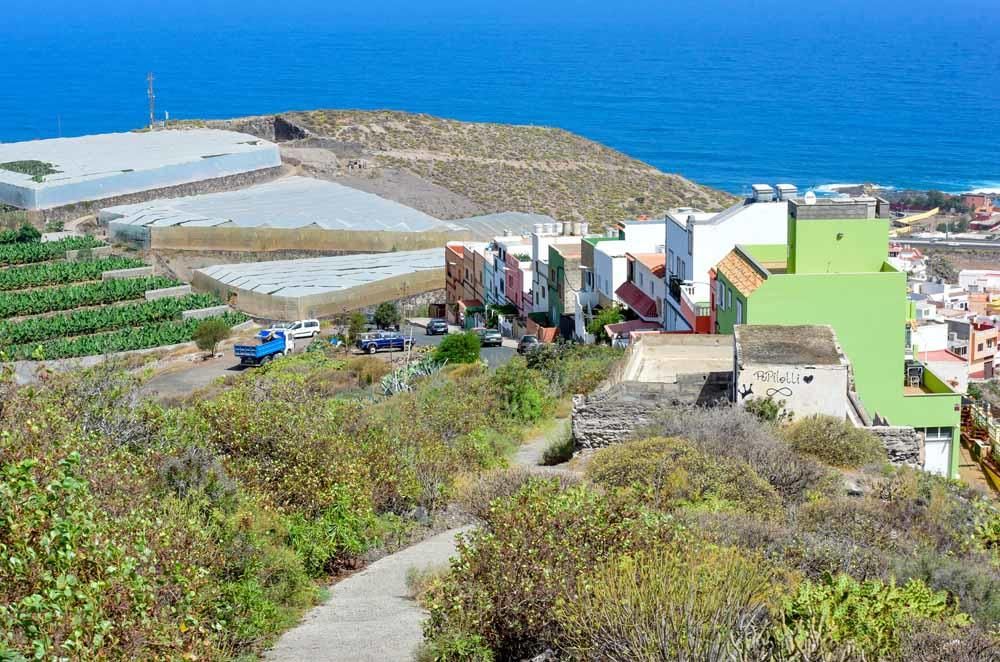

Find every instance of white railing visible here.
[967,401,1000,462]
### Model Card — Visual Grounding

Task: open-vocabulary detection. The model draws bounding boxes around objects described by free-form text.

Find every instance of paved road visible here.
[265,418,577,661]
[901,238,1000,249]
[405,325,515,368]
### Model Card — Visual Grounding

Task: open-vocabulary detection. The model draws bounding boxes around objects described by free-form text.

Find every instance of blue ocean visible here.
[1,0,998,195]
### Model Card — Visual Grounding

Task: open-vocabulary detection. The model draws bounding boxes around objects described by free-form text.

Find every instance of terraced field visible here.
[0,237,247,360]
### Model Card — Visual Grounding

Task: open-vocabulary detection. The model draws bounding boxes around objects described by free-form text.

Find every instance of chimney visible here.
[533,223,543,235]
[562,222,572,236]
[579,221,589,236]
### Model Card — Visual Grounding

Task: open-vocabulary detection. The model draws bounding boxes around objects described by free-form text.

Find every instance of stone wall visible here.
[869,426,922,467]
[572,373,730,450]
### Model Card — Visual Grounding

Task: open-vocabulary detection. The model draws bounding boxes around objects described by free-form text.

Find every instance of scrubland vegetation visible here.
[421,409,1000,661]
[0,343,620,659]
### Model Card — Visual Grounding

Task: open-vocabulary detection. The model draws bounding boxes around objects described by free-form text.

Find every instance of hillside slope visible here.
[197,110,736,227]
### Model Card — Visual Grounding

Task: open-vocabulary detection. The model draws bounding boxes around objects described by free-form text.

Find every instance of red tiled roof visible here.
[615,281,659,320]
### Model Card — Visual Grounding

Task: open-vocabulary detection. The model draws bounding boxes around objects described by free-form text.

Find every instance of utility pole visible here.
[146,72,155,129]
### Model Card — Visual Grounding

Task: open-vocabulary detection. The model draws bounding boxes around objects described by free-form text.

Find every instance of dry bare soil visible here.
[197,110,736,227]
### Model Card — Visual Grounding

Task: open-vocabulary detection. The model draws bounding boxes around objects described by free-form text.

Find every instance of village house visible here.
[662,184,794,332]
[712,194,961,478]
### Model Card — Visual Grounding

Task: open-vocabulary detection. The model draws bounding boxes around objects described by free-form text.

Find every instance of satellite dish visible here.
[804,191,817,205]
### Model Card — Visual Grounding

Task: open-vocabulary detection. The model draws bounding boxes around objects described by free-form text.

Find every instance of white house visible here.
[959,269,1000,292]
[662,185,795,331]
[588,219,667,308]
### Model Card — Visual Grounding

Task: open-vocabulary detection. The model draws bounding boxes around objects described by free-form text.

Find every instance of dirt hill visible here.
[191,110,737,227]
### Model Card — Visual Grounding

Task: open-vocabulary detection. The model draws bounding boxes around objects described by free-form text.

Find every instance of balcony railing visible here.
[668,276,683,304]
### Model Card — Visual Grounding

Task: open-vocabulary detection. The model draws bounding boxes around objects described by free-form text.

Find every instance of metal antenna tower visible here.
[147,72,156,129]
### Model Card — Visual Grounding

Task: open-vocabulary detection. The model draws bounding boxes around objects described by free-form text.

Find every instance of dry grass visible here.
[280,110,737,228]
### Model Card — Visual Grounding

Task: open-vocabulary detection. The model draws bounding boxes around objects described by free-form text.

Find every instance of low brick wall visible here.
[103,266,153,280]
[65,246,114,261]
[869,426,922,467]
[145,285,192,301]
[181,305,231,320]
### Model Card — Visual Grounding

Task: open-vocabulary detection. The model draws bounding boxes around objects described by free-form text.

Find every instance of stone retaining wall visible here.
[65,246,114,261]
[572,373,730,450]
[181,305,231,320]
[145,285,192,301]
[869,426,922,467]
[103,266,153,280]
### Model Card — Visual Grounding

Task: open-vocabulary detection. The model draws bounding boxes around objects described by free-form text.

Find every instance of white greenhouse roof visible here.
[450,212,556,239]
[0,129,278,190]
[195,249,442,298]
[102,176,448,233]
[0,129,280,210]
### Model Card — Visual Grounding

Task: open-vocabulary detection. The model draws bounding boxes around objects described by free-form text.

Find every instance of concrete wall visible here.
[103,266,153,280]
[735,362,849,418]
[182,305,232,320]
[145,285,191,301]
[151,225,465,255]
[193,266,445,320]
[65,245,114,261]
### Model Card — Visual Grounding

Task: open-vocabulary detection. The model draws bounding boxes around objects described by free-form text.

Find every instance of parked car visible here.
[275,319,321,339]
[517,335,540,354]
[356,331,414,354]
[425,318,449,335]
[476,327,503,348]
[234,329,294,366]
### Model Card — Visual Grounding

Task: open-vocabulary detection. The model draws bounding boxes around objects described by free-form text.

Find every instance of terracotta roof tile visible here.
[717,249,766,297]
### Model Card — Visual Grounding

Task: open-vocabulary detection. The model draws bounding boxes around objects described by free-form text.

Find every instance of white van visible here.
[281,319,321,339]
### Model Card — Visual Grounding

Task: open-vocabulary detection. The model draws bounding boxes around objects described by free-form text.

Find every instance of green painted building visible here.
[714,196,961,478]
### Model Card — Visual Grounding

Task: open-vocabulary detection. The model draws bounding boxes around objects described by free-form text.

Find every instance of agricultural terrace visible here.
[0,235,245,360]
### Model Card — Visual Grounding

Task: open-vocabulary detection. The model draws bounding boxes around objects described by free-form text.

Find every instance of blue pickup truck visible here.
[234,329,294,366]
[356,331,414,354]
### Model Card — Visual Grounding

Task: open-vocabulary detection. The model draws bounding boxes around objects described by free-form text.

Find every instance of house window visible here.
[668,250,675,274]
[716,281,723,307]
[639,272,644,286]
[726,288,732,310]
[687,227,694,256]
[979,343,984,352]
[736,299,744,324]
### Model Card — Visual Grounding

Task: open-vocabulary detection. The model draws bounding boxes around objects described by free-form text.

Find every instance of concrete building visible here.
[548,241,584,333]
[733,325,851,419]
[663,186,793,332]
[713,194,961,478]
[0,129,280,211]
[959,269,1000,292]
[192,249,442,320]
[616,253,665,322]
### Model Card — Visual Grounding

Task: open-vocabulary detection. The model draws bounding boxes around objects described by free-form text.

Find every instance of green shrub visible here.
[646,406,834,502]
[491,358,547,423]
[0,453,159,659]
[374,301,401,329]
[781,415,887,468]
[285,485,380,576]
[416,631,495,662]
[587,437,781,517]
[744,395,792,424]
[776,574,967,659]
[424,480,672,659]
[435,331,481,364]
[193,317,232,355]
[556,545,783,661]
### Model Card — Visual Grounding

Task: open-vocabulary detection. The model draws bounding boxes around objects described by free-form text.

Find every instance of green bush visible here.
[193,317,232,354]
[776,574,966,659]
[423,480,672,659]
[491,358,547,423]
[374,301,401,329]
[556,545,782,661]
[587,437,781,517]
[286,485,381,575]
[435,331,481,364]
[781,415,887,468]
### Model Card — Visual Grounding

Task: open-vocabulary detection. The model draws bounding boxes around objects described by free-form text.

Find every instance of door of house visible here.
[986,359,994,380]
[922,427,952,477]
